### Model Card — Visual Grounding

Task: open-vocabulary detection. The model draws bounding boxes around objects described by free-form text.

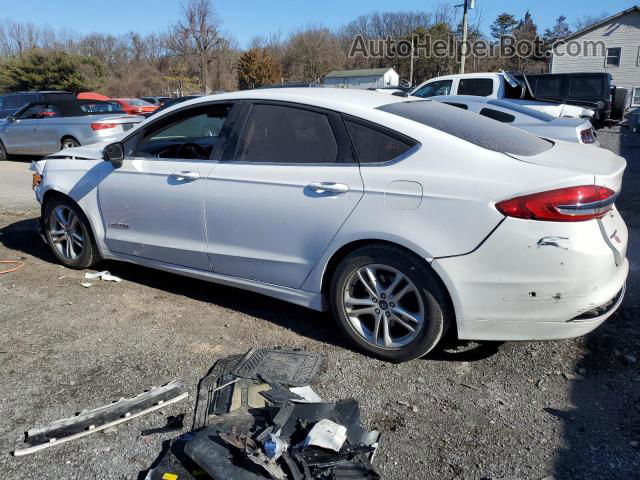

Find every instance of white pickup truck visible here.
[409,72,595,119]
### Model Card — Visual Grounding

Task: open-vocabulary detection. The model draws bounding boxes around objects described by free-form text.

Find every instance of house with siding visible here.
[551,6,640,108]
[323,68,399,89]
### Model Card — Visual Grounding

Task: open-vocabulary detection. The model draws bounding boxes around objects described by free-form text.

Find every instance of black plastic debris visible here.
[232,348,323,387]
[145,349,380,480]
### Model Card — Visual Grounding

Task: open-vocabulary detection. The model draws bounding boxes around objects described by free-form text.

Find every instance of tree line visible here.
[0,0,609,96]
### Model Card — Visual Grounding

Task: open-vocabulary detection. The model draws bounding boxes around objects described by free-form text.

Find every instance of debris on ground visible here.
[0,259,25,274]
[145,348,381,479]
[84,270,122,282]
[13,381,188,456]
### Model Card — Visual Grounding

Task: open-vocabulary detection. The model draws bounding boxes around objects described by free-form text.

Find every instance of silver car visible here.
[0,99,144,158]
[430,95,599,145]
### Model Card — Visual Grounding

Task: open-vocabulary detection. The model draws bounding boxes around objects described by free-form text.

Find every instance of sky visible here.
[1,0,635,47]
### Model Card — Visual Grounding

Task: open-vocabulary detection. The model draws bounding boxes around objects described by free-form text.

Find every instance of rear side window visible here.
[568,77,604,99]
[378,100,552,157]
[457,78,493,96]
[235,104,338,164]
[345,120,414,164]
[533,76,561,97]
[479,108,516,123]
[4,95,22,109]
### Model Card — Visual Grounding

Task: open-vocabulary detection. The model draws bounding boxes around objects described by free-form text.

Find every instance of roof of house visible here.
[324,68,395,79]
[558,5,640,42]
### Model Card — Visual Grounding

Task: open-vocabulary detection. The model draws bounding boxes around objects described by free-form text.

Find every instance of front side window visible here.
[413,80,452,98]
[17,104,47,119]
[136,104,231,160]
[345,120,414,164]
[605,47,621,66]
[457,78,494,96]
[234,104,338,164]
[533,76,561,97]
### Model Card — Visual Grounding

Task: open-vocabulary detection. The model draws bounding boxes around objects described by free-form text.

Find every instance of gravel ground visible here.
[1,127,639,479]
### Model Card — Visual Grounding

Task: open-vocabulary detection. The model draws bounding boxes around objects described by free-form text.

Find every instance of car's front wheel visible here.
[330,244,452,362]
[43,197,99,269]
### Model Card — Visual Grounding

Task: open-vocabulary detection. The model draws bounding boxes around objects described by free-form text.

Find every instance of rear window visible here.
[457,78,493,96]
[378,100,553,157]
[345,120,415,163]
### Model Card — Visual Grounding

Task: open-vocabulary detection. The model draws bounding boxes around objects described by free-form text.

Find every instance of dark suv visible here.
[0,91,75,119]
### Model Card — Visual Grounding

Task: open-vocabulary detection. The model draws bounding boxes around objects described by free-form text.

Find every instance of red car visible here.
[112,98,159,116]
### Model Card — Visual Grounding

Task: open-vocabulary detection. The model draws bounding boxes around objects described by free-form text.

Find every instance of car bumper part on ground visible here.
[432,211,629,341]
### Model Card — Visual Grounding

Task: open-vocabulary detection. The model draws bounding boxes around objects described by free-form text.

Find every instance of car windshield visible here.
[378,100,553,157]
[126,99,153,106]
[487,100,555,122]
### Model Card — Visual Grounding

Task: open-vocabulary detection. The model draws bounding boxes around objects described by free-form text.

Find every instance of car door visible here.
[97,102,234,270]
[204,102,364,289]
[34,104,65,155]
[0,103,45,154]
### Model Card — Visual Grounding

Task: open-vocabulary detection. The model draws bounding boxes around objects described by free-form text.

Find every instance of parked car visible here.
[430,96,599,145]
[0,91,75,119]
[152,95,203,114]
[112,98,159,116]
[141,96,171,106]
[408,72,595,119]
[31,89,628,362]
[0,98,144,158]
[78,100,127,114]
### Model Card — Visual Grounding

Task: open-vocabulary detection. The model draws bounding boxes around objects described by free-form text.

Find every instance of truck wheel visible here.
[612,88,628,120]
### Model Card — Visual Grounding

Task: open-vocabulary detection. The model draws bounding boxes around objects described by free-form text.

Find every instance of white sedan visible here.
[32,88,629,362]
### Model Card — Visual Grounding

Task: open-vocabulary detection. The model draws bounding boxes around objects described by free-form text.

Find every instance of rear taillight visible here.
[496,186,616,222]
[91,122,118,131]
[580,128,596,144]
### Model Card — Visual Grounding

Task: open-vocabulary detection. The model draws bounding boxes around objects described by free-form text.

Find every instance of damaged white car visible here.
[31,89,628,362]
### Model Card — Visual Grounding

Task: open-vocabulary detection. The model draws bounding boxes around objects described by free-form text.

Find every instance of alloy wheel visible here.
[62,139,79,149]
[342,264,425,349]
[49,206,85,261]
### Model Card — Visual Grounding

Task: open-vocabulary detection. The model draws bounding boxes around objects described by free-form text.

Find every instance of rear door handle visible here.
[307,182,349,194]
[170,171,200,180]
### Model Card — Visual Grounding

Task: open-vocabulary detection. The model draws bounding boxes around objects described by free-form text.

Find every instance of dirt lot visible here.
[1,127,640,479]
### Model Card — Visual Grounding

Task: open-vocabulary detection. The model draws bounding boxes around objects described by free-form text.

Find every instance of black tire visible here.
[612,88,628,120]
[330,244,452,362]
[61,137,80,149]
[0,140,8,160]
[43,196,100,269]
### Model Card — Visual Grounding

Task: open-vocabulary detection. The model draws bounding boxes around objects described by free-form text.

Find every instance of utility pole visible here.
[460,0,468,74]
[409,35,414,86]
[458,0,475,74]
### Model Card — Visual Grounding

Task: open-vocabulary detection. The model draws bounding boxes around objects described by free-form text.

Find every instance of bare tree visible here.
[283,27,344,82]
[165,0,221,93]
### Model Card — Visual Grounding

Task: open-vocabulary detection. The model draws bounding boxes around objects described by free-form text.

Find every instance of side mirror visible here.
[6,115,15,123]
[103,142,124,168]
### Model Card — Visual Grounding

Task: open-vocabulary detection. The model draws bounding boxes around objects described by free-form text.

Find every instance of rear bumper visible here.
[432,214,629,341]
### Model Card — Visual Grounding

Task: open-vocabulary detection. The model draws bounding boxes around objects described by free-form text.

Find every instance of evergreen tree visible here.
[543,15,572,42]
[490,13,518,41]
[0,50,104,93]
[237,48,281,90]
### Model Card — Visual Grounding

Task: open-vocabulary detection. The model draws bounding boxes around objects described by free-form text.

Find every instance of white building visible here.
[323,68,400,89]
[551,6,640,108]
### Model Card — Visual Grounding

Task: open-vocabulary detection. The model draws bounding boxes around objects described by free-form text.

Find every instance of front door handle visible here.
[307,182,349,194]
[170,171,200,180]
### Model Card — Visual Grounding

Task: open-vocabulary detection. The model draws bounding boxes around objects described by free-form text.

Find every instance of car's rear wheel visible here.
[43,197,99,269]
[61,137,80,149]
[330,244,452,362]
[0,140,7,160]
